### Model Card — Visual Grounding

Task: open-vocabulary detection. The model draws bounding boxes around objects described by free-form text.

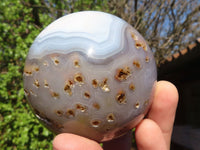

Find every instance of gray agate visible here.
[23,11,157,142]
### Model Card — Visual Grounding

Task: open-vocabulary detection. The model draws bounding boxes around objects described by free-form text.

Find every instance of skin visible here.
[53,81,179,150]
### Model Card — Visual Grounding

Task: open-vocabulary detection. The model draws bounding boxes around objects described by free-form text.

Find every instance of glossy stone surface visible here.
[23,11,157,142]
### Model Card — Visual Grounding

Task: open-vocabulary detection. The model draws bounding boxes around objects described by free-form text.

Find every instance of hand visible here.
[53,81,178,150]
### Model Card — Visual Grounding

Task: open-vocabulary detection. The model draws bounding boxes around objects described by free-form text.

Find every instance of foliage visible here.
[0,0,54,149]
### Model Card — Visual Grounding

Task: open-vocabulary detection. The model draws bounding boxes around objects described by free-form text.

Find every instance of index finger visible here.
[148,81,179,147]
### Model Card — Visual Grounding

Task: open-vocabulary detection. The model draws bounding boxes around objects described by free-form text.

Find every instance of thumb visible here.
[53,133,103,150]
[135,119,168,150]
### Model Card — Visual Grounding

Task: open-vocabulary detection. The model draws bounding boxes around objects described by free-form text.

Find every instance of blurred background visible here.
[0,0,200,149]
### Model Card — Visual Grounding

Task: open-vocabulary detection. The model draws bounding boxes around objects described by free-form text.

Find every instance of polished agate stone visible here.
[23,11,157,142]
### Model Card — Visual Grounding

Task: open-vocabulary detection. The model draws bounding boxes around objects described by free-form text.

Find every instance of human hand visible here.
[53,81,178,150]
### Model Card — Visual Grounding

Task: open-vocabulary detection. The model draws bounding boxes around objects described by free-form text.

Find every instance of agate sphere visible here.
[23,11,157,142]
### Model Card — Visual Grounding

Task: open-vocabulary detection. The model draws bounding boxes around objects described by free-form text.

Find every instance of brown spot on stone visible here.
[133,60,141,69]
[54,59,59,64]
[64,85,72,96]
[116,91,126,104]
[100,78,110,92]
[68,80,73,86]
[50,91,59,99]
[93,102,100,110]
[135,41,147,51]
[84,92,91,99]
[34,67,39,72]
[107,113,115,123]
[64,80,74,96]
[135,102,140,109]
[51,57,59,65]
[91,120,101,128]
[30,89,37,96]
[129,83,135,91]
[131,32,136,40]
[74,60,80,68]
[24,70,32,76]
[92,79,98,88]
[135,41,142,49]
[115,67,131,81]
[66,109,75,118]
[44,80,49,88]
[74,73,84,84]
[145,56,150,62]
[33,79,40,88]
[143,44,147,51]
[55,110,63,116]
[76,104,87,112]
[24,89,30,96]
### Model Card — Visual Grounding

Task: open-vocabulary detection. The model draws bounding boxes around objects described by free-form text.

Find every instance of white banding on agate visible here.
[28,11,127,60]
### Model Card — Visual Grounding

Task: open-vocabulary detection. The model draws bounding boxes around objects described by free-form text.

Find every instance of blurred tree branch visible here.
[107,0,200,64]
